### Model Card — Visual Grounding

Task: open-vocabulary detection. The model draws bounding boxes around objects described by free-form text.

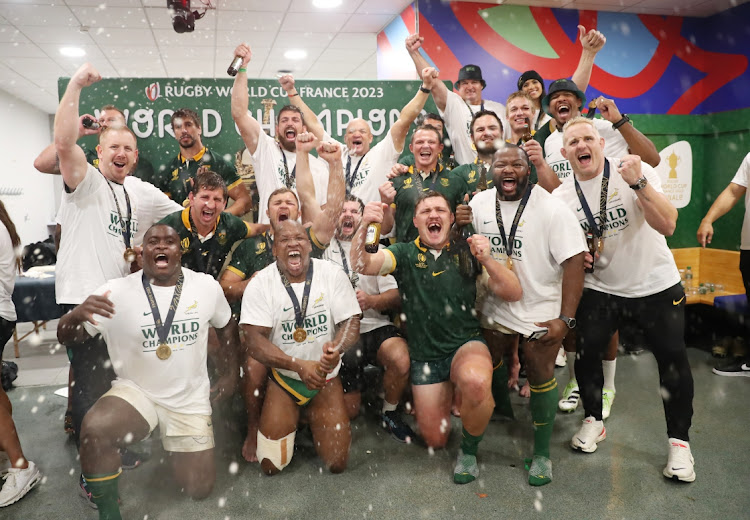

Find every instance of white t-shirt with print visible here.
[553,157,680,297]
[0,222,17,322]
[730,152,750,250]
[83,268,231,415]
[440,90,506,165]
[240,258,361,381]
[324,131,401,205]
[56,164,182,305]
[253,132,329,224]
[544,118,630,182]
[323,238,397,334]
[470,186,586,335]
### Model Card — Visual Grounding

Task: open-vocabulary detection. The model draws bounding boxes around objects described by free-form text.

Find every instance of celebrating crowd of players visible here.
[0,26,700,516]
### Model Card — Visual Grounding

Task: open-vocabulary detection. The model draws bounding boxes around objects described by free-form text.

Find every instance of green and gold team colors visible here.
[391,165,469,243]
[154,147,243,206]
[160,208,253,278]
[384,238,482,361]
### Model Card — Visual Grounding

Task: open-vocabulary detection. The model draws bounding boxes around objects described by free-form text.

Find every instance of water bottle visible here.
[685,266,694,293]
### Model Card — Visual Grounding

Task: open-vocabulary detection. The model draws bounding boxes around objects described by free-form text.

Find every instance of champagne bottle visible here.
[585,231,596,273]
[227,56,243,77]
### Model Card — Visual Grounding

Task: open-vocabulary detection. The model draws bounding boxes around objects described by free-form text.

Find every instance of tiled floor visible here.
[3,319,70,388]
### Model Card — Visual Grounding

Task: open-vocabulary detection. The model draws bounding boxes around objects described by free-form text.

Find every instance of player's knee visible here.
[257,430,295,476]
[458,370,491,404]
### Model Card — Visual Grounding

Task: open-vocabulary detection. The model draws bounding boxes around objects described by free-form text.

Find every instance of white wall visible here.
[0,90,57,244]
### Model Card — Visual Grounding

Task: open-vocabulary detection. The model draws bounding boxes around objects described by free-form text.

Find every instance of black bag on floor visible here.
[1,360,18,390]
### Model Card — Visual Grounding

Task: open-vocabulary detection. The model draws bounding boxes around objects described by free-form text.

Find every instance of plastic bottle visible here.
[685,266,694,293]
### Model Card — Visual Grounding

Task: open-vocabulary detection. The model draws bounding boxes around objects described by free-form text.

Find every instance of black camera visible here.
[167,0,195,33]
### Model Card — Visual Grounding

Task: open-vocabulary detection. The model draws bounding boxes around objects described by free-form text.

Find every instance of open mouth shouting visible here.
[154,252,170,268]
[287,249,302,271]
[426,219,443,242]
[340,216,355,237]
[577,151,593,168]
[283,126,297,143]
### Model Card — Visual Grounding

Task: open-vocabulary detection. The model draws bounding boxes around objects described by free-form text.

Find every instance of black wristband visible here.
[612,114,630,130]
[419,85,431,94]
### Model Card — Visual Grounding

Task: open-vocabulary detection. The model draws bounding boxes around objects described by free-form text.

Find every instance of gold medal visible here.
[156,343,172,360]
[293,327,307,343]
[597,238,604,254]
[507,257,513,271]
[124,247,136,263]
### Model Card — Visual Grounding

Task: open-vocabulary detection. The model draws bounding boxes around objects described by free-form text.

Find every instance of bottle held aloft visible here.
[227,56,243,77]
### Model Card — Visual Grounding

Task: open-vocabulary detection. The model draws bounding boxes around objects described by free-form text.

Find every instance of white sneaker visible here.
[0,452,10,475]
[558,379,580,412]
[0,460,42,507]
[555,347,567,367]
[571,417,606,453]
[602,388,616,420]
[663,438,695,482]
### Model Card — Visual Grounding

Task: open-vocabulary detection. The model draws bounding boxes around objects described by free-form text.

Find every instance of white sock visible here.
[566,352,577,382]
[603,359,616,391]
[382,400,398,414]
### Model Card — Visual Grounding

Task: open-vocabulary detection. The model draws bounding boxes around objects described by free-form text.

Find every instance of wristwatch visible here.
[629,177,648,191]
[558,314,577,329]
[419,85,431,94]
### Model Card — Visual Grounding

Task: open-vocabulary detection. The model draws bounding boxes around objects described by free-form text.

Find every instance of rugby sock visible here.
[459,426,483,456]
[382,400,398,414]
[491,360,514,419]
[84,470,122,520]
[566,352,576,380]
[530,378,558,459]
[602,359,617,392]
[453,448,479,485]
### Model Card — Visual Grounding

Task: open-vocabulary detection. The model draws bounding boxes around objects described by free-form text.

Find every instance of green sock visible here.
[529,378,558,459]
[491,360,514,419]
[84,471,122,520]
[459,426,484,457]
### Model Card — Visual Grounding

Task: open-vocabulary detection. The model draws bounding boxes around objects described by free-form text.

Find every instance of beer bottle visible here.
[585,231,596,273]
[364,223,381,253]
[521,118,533,143]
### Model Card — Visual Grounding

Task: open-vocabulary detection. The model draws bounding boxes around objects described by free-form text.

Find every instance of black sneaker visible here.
[381,411,417,444]
[79,474,97,510]
[712,357,750,377]
[120,448,143,470]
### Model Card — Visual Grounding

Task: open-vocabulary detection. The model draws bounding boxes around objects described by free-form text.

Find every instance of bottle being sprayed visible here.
[227,56,243,77]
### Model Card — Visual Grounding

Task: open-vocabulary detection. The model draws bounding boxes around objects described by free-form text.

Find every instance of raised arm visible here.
[35,114,99,174]
[697,181,746,247]
[310,141,346,244]
[230,43,263,155]
[278,75,326,141]
[405,34,447,112]
[57,292,114,345]
[524,139,561,192]
[620,156,677,236]
[226,182,253,217]
[389,67,436,152]
[597,98,661,167]
[54,63,101,190]
[571,25,606,92]
[351,202,388,276]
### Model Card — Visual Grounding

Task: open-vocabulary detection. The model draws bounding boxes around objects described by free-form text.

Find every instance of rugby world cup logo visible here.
[145,82,161,101]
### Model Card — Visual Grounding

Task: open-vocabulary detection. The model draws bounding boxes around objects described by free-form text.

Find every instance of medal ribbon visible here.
[410,165,441,192]
[495,184,534,263]
[334,238,359,288]
[278,261,314,332]
[474,157,489,191]
[573,160,611,241]
[102,173,133,251]
[187,211,220,276]
[464,100,485,117]
[141,271,184,347]
[345,153,367,194]
[279,144,296,189]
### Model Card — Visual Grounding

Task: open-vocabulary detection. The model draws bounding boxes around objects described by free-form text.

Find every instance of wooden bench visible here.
[671,248,744,305]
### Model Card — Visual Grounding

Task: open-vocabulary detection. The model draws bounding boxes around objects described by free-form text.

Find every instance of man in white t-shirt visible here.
[552,117,695,483]
[53,62,183,491]
[240,220,361,475]
[461,144,586,486]
[57,224,239,518]
[697,152,750,376]
[323,195,415,443]
[230,43,329,225]
[277,69,437,204]
[405,34,506,165]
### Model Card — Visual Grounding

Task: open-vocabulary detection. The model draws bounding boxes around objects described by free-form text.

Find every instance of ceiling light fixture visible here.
[59,47,86,57]
[284,49,307,60]
[312,0,343,8]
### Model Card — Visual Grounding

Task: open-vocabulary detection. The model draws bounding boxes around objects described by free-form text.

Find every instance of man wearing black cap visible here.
[405,34,506,165]
[530,78,661,192]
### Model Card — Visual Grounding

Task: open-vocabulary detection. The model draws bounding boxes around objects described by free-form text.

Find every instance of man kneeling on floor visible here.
[240,220,361,475]
[58,224,239,519]
[351,193,522,483]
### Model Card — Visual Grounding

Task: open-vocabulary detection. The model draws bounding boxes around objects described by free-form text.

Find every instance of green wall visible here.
[636,108,750,250]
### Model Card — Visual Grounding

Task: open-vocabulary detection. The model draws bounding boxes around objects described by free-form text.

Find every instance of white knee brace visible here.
[256,430,296,471]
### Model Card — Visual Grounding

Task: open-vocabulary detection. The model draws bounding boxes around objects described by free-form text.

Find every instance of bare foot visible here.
[519,380,530,398]
[242,430,258,463]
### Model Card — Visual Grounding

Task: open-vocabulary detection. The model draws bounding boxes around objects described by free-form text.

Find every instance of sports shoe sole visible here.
[711,368,750,377]
[571,428,606,453]
[558,390,580,413]
[663,468,696,482]
[0,469,42,507]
